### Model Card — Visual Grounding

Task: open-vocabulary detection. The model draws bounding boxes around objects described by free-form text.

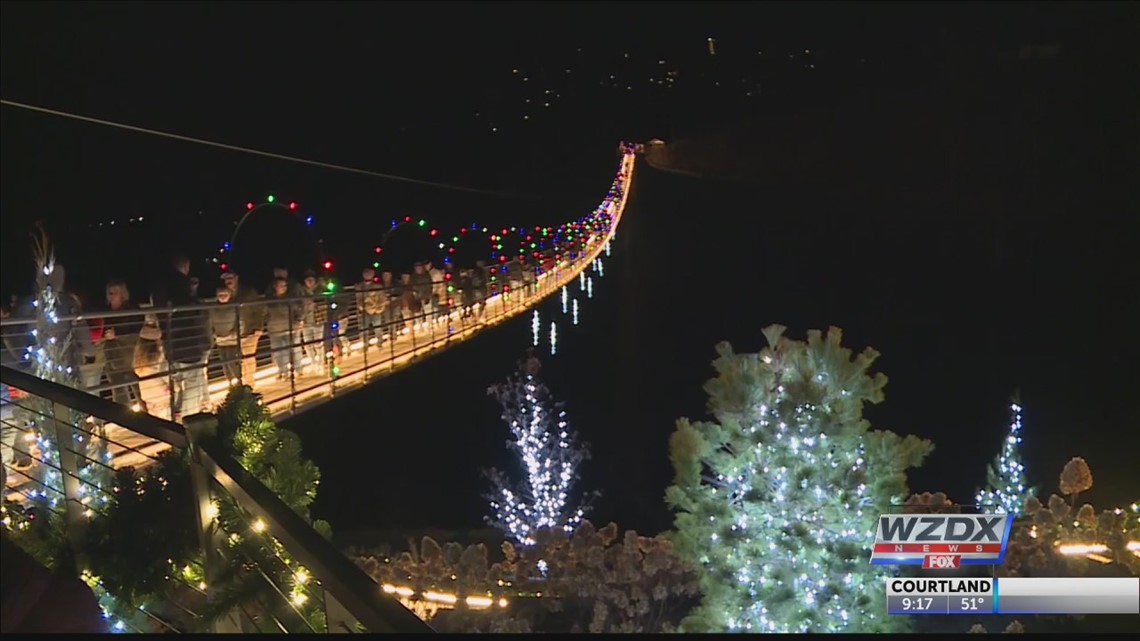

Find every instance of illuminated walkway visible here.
[2,149,636,481]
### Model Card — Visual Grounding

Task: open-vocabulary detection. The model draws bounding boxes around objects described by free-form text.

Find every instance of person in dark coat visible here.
[150,255,211,419]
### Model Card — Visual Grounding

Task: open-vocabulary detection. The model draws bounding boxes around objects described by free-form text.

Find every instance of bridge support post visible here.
[49,400,91,571]
[184,412,243,633]
[362,312,370,382]
[288,306,297,416]
[410,315,417,360]
[324,590,362,633]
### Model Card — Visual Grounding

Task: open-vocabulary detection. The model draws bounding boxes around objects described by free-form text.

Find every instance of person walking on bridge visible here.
[222,270,265,386]
[151,255,210,420]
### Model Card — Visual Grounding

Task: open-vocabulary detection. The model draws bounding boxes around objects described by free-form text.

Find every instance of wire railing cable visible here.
[0,99,540,200]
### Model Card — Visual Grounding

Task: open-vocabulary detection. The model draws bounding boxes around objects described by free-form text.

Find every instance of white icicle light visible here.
[532,310,540,346]
[579,271,586,290]
[561,286,568,313]
[572,299,579,326]
[586,276,593,299]
[550,322,557,355]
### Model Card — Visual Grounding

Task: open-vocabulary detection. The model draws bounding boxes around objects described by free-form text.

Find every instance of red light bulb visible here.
[323,260,333,270]
[460,227,467,234]
[499,255,507,262]
[375,246,382,254]
[405,216,412,222]
[289,202,297,210]
[246,202,254,210]
[220,263,228,271]
[448,247,455,253]
[444,272,452,280]
[430,229,438,236]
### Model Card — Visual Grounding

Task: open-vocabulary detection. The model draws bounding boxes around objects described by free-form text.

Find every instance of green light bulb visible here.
[418,219,426,227]
[452,236,459,242]
[373,262,380,268]
[267,195,275,203]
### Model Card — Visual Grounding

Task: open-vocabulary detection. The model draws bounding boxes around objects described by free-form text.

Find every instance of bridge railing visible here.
[0,364,434,633]
[0,248,603,422]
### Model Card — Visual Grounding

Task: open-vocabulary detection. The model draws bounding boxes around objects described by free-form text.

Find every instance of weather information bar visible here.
[886,577,1139,615]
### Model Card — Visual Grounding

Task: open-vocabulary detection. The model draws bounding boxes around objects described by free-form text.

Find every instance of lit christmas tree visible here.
[8,229,111,539]
[975,400,1031,515]
[665,326,933,633]
[484,355,591,546]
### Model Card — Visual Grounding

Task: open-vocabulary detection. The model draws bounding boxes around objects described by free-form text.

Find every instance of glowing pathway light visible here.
[572,299,579,325]
[532,310,541,346]
[550,322,558,355]
[561,286,568,314]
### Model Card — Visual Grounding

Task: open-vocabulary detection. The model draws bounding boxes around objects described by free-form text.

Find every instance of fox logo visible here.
[923,555,961,569]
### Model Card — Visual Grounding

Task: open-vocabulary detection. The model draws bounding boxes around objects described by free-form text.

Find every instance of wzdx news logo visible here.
[869,514,1013,567]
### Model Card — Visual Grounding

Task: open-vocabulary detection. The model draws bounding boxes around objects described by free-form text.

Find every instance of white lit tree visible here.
[6,229,111,556]
[665,326,933,633]
[484,355,591,546]
[976,400,1031,516]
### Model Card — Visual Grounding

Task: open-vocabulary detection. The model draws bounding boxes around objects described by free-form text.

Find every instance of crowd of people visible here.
[0,247,569,438]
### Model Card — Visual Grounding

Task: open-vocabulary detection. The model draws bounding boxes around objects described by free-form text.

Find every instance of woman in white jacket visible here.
[132,325,172,420]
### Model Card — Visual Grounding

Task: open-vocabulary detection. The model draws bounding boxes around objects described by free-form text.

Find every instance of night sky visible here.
[2,2,1138,535]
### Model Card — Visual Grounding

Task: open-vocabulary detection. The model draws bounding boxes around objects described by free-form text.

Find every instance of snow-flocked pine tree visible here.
[484,356,591,545]
[665,325,933,633]
[976,400,1031,516]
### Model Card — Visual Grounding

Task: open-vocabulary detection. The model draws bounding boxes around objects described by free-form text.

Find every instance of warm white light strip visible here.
[380,583,508,610]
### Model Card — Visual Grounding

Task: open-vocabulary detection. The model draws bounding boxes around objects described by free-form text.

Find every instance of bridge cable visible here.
[0,99,543,200]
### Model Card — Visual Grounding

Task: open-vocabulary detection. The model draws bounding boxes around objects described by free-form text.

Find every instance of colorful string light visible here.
[215,196,316,273]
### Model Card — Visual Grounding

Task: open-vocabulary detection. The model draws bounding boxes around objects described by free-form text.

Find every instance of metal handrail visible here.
[0,366,189,449]
[196,441,431,633]
[0,270,583,324]
[0,364,434,634]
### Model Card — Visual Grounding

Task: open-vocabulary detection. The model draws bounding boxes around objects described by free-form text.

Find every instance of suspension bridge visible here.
[2,147,635,481]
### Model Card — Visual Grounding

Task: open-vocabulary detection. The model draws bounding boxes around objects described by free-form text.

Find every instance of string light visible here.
[561,286,568,314]
[549,323,557,355]
[485,359,588,545]
[531,310,540,346]
[217,197,316,270]
[976,402,1030,516]
[668,327,901,633]
[572,299,579,326]
[586,276,593,299]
